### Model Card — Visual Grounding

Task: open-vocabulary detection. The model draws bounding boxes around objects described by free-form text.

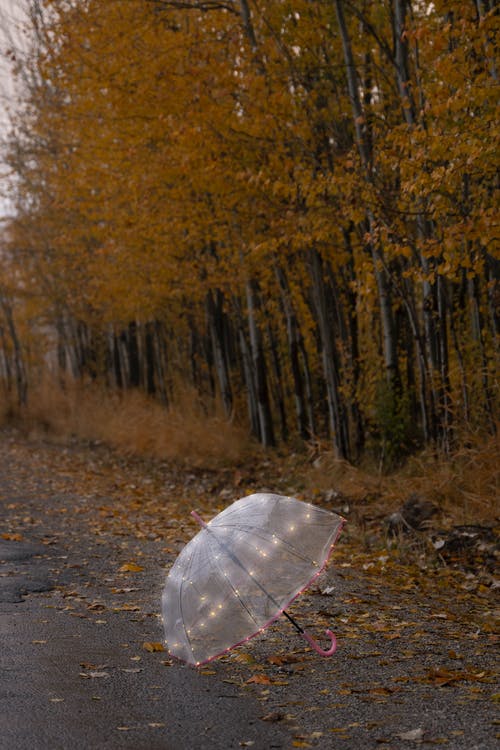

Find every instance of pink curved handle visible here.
[301,628,337,656]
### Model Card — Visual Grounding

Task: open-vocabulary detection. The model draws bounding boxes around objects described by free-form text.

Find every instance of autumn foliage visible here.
[0,0,498,465]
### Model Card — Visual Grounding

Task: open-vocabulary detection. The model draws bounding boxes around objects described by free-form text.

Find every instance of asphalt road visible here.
[0,534,288,750]
[0,434,497,750]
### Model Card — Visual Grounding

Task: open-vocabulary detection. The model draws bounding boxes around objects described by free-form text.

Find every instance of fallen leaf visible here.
[421,667,492,687]
[119,563,144,573]
[1,532,23,541]
[369,686,396,696]
[397,728,424,742]
[115,605,141,612]
[246,674,272,685]
[232,652,256,665]
[143,642,165,653]
[148,723,166,728]
[260,712,285,722]
[267,654,300,666]
[79,671,109,679]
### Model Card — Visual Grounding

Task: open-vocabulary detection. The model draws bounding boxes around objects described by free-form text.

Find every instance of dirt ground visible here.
[0,429,498,749]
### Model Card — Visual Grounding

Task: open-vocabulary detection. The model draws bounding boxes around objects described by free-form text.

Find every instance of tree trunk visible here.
[335,1,400,391]
[246,279,275,447]
[206,289,233,418]
[0,293,27,406]
[393,0,416,125]
[469,275,496,432]
[309,248,348,459]
[237,316,260,439]
[275,264,310,439]
[266,319,288,442]
[127,321,141,388]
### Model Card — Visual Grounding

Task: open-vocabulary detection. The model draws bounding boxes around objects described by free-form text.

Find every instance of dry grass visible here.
[305,429,499,525]
[1,377,497,525]
[2,375,255,468]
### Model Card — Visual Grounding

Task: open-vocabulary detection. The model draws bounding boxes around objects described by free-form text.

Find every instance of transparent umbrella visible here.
[162,493,345,666]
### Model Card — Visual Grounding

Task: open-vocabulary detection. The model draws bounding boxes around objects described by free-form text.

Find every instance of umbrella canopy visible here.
[162,493,345,666]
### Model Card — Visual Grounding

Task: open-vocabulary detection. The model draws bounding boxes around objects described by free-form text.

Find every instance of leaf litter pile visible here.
[1,429,498,749]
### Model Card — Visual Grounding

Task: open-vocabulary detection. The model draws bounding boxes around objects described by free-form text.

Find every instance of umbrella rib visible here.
[208,538,304,635]
[177,547,198,659]
[205,527,299,625]
[215,523,317,566]
[205,537,261,629]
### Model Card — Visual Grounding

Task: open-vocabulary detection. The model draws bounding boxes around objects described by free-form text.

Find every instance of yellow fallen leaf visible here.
[1,532,23,541]
[233,652,256,665]
[246,674,272,685]
[267,654,301,665]
[143,641,165,652]
[114,605,141,612]
[119,563,144,573]
[261,711,285,722]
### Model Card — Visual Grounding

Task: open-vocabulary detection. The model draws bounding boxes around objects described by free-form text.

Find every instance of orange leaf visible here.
[119,563,144,572]
[143,641,165,652]
[246,674,272,685]
[1,532,23,541]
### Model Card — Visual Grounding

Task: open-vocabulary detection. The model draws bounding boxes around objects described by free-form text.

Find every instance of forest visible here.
[0,0,498,467]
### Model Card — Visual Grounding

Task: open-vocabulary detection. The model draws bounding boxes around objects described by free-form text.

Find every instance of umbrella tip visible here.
[191,510,208,528]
